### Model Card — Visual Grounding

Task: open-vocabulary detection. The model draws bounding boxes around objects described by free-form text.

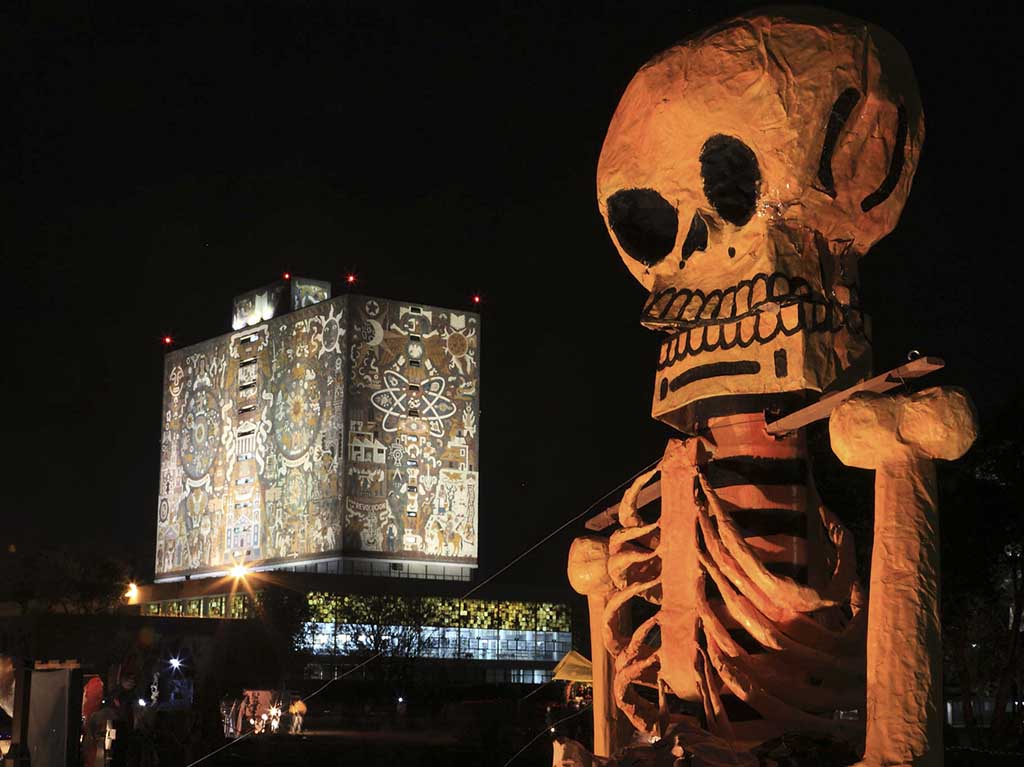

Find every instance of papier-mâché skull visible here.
[597,9,923,432]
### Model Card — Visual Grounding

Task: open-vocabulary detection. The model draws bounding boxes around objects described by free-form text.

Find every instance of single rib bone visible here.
[618,465,660,527]
[602,577,662,656]
[613,649,661,733]
[696,499,853,654]
[705,632,862,740]
[699,473,838,613]
[699,550,864,677]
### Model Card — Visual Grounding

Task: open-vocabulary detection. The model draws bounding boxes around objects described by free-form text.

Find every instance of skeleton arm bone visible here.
[830,387,977,767]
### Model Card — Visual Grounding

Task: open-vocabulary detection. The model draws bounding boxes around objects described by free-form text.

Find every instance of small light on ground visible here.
[137,699,146,707]
[169,657,181,670]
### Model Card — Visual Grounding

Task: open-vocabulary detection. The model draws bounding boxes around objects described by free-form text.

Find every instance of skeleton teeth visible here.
[720,288,737,318]
[701,291,722,319]
[668,335,684,361]
[734,283,752,315]
[720,319,738,347]
[770,274,790,298]
[780,304,801,332]
[681,292,705,322]
[740,314,757,343]
[688,326,706,353]
[751,275,768,307]
[756,311,779,341]
[705,323,721,348]
[665,290,690,319]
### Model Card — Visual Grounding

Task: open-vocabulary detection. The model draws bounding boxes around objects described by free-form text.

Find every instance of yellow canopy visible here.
[552,649,592,683]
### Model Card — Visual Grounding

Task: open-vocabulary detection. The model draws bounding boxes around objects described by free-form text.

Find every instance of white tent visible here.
[552,650,592,683]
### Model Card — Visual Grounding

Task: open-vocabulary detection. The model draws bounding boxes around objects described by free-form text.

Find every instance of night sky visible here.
[9,2,1022,591]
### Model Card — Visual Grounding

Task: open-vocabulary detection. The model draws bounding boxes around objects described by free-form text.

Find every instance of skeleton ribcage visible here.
[603,412,865,747]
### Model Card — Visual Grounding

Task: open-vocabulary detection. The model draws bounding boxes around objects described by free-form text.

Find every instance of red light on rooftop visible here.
[283,272,291,280]
[346,274,357,285]
[163,336,173,346]
[472,294,482,305]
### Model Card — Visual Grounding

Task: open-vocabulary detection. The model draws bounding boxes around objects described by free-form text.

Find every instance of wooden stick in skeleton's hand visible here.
[829,386,977,767]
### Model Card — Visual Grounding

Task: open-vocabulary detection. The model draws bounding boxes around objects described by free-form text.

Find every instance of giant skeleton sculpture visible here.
[562,9,977,767]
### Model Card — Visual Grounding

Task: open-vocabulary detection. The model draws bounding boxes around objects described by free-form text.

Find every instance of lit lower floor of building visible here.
[303,658,558,686]
[130,577,575,686]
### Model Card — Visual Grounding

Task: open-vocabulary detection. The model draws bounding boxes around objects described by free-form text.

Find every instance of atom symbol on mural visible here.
[370,370,455,437]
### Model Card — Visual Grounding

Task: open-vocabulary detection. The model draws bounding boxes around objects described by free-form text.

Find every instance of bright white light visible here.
[169,658,181,670]
[261,713,268,720]
[137,698,146,707]
[550,727,556,733]
[397,697,404,703]
[230,563,249,579]
[125,582,139,601]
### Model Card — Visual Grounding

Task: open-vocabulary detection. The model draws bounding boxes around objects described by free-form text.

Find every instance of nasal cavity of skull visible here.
[700,135,760,226]
[679,212,708,267]
[607,188,678,267]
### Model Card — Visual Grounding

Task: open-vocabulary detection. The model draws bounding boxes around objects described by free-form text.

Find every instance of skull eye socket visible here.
[606,188,678,267]
[700,135,761,226]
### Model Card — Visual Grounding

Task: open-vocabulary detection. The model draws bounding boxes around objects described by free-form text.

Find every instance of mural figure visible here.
[565,9,976,767]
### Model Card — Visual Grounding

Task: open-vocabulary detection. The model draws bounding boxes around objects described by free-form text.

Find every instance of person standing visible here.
[288,698,307,734]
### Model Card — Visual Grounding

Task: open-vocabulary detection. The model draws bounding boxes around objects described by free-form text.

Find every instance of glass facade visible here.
[276,558,473,582]
[141,593,254,619]
[305,593,571,632]
[138,592,572,665]
[302,624,572,663]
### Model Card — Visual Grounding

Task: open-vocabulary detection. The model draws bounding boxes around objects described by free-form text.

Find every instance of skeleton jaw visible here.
[649,272,870,433]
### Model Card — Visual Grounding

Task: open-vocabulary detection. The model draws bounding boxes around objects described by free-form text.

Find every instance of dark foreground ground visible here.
[190,732,1019,767]
[204,729,552,767]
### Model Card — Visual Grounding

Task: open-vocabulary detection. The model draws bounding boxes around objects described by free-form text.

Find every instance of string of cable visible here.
[501,703,594,767]
[183,453,661,767]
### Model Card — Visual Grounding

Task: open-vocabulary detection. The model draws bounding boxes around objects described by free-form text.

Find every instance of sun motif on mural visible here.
[370,370,456,437]
[272,361,323,460]
[315,305,345,359]
[180,385,221,480]
[440,314,477,375]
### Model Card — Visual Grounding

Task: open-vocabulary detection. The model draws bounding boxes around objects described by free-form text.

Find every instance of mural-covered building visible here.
[155,277,480,582]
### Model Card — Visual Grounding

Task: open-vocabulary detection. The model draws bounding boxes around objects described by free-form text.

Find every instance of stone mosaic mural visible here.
[156,293,479,578]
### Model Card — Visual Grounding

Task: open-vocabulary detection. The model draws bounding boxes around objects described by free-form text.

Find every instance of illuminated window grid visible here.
[140,593,252,620]
[306,593,569,632]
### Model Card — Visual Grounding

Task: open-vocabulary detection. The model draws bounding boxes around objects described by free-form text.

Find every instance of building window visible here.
[206,595,226,618]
